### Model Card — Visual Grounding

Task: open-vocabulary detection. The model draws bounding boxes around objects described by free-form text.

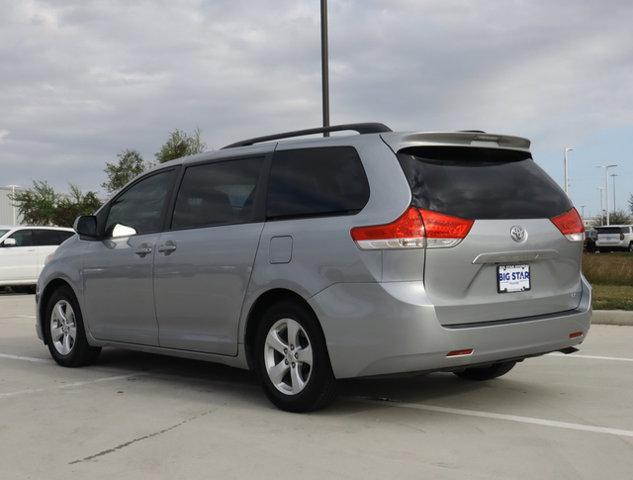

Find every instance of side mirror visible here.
[74,215,98,238]
[2,238,16,247]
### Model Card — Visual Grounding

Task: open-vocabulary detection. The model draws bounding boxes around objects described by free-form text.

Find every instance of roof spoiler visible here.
[381,131,531,152]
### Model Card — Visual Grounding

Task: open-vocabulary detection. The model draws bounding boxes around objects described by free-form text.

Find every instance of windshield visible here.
[0,229,9,238]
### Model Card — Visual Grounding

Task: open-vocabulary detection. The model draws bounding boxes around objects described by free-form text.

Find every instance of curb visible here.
[592,310,633,326]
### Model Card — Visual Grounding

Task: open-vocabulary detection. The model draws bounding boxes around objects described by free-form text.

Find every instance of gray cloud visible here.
[1,0,632,208]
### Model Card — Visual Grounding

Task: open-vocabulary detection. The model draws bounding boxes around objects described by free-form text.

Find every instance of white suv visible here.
[0,226,75,287]
[595,225,633,252]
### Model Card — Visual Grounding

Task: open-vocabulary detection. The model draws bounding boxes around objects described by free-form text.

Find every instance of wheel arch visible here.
[38,278,79,345]
[243,288,325,371]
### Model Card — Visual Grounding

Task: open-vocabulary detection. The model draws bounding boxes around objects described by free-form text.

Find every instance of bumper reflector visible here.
[447,348,474,357]
[569,331,583,339]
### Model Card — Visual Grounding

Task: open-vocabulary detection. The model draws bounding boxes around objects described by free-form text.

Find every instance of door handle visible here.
[134,244,152,257]
[157,241,177,255]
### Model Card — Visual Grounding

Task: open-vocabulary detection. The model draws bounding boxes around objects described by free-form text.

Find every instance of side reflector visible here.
[551,208,584,242]
[447,348,474,357]
[569,331,583,339]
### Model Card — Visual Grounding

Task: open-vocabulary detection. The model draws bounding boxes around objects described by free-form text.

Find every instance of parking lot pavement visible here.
[1,294,632,480]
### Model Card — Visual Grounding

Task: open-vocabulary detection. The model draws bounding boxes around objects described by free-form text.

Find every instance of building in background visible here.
[0,186,23,225]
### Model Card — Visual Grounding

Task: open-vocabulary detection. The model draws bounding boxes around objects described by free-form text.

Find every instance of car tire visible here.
[45,286,101,367]
[254,300,337,412]
[453,361,516,381]
[629,242,633,253]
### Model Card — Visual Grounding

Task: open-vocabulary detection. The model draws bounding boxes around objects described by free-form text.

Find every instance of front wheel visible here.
[45,286,101,367]
[628,242,633,253]
[453,361,516,381]
[254,301,336,412]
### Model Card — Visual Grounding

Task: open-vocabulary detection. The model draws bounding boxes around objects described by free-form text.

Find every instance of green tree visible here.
[102,149,147,193]
[155,128,206,163]
[629,194,633,215]
[10,181,102,228]
[53,185,102,227]
[10,181,59,225]
[591,209,633,227]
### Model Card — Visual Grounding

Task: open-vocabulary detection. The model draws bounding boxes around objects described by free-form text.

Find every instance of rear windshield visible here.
[398,147,571,219]
[596,227,627,234]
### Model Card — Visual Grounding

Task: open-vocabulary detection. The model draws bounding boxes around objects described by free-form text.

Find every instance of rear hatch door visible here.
[397,145,584,326]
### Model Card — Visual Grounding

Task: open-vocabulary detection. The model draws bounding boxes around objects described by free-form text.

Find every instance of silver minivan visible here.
[36,124,591,412]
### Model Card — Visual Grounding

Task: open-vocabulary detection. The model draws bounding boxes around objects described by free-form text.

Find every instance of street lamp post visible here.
[597,187,605,225]
[320,0,330,137]
[563,147,573,195]
[596,164,618,225]
[610,173,618,216]
[579,205,586,219]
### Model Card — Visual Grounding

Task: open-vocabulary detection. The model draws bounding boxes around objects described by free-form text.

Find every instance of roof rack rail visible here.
[458,130,486,133]
[221,122,392,149]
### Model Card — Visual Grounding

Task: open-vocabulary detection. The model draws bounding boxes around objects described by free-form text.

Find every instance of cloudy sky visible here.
[1,0,632,216]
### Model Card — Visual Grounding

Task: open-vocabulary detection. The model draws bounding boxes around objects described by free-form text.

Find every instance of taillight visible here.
[550,208,584,242]
[351,207,425,250]
[419,208,474,248]
[351,207,473,250]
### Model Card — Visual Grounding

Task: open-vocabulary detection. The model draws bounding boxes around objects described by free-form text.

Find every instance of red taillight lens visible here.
[550,208,584,242]
[419,209,474,241]
[351,207,473,250]
[351,207,425,250]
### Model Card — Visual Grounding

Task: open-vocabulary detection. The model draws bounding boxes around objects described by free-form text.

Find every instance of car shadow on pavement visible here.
[93,348,542,415]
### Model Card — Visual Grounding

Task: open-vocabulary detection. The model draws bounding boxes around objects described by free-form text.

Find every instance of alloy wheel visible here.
[264,318,313,395]
[50,300,77,356]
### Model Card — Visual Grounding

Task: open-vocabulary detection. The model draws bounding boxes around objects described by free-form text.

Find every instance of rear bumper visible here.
[310,276,592,379]
[596,241,628,249]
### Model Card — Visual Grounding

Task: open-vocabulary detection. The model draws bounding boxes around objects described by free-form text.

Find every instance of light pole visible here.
[563,147,573,195]
[597,187,605,225]
[579,205,586,219]
[320,0,330,137]
[610,173,618,215]
[596,164,617,225]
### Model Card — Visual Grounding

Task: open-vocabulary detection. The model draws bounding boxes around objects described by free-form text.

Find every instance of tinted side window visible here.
[267,147,370,219]
[32,230,67,246]
[8,229,35,247]
[172,157,263,230]
[398,147,572,219]
[106,169,176,236]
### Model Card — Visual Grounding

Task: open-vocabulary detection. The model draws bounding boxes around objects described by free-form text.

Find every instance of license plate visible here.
[497,264,531,293]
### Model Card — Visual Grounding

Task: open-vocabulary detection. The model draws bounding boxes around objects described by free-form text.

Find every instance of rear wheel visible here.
[628,242,633,253]
[45,286,101,367]
[254,300,336,412]
[453,361,516,381]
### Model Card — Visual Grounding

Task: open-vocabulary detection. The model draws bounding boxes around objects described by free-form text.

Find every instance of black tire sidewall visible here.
[45,286,99,367]
[254,301,335,412]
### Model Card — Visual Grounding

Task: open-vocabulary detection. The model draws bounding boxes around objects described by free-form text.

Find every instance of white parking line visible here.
[354,398,633,438]
[548,352,633,363]
[0,353,50,363]
[0,372,151,400]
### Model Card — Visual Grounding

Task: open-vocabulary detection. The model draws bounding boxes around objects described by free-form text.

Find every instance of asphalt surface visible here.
[1,293,632,479]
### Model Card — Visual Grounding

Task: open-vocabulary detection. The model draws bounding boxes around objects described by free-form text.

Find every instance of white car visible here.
[595,225,633,252]
[0,226,75,287]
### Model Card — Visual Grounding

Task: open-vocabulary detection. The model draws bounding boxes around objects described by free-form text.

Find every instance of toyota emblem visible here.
[510,225,527,243]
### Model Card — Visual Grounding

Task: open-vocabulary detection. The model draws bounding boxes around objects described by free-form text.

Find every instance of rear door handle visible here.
[157,240,177,255]
[134,244,152,257]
